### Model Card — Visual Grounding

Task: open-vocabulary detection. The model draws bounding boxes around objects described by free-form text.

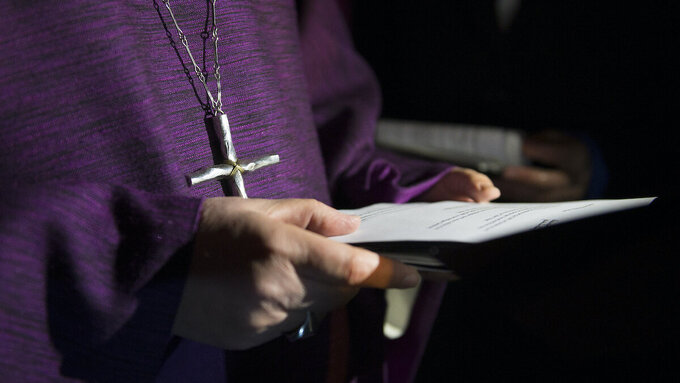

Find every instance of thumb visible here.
[285,224,421,289]
[266,198,361,237]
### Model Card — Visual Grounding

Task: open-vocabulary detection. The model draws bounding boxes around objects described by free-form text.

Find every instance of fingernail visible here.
[344,214,361,227]
[358,253,380,277]
[401,272,421,288]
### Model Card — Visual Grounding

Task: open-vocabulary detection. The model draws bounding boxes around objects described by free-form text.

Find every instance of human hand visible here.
[416,167,501,202]
[173,197,420,350]
[493,130,591,202]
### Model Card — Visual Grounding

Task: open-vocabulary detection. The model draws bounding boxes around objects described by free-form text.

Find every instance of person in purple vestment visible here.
[0,1,500,382]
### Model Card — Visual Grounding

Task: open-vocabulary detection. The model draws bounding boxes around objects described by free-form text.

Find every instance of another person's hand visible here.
[417,167,501,202]
[494,130,591,202]
[173,197,420,350]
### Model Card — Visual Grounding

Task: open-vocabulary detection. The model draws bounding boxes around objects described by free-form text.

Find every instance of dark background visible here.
[349,1,679,381]
[351,0,679,200]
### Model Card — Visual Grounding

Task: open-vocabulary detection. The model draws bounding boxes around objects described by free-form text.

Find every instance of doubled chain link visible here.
[161,0,224,115]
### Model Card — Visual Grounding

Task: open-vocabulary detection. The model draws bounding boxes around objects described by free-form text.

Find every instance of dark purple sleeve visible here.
[298,0,452,208]
[297,2,451,382]
[0,183,202,381]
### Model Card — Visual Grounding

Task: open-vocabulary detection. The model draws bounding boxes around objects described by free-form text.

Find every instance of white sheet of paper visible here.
[332,198,656,244]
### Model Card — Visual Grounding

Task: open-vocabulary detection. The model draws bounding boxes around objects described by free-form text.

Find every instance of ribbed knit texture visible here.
[0,1,451,381]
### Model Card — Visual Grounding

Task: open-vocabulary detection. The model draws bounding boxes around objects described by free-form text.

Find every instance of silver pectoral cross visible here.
[186,114,279,198]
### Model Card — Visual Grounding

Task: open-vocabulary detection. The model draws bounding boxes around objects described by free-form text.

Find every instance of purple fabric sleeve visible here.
[300,2,452,381]
[0,0,453,381]
[298,1,453,208]
[0,183,201,381]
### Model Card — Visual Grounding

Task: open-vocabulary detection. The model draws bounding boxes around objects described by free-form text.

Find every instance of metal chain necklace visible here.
[162,0,223,115]
[158,0,279,198]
